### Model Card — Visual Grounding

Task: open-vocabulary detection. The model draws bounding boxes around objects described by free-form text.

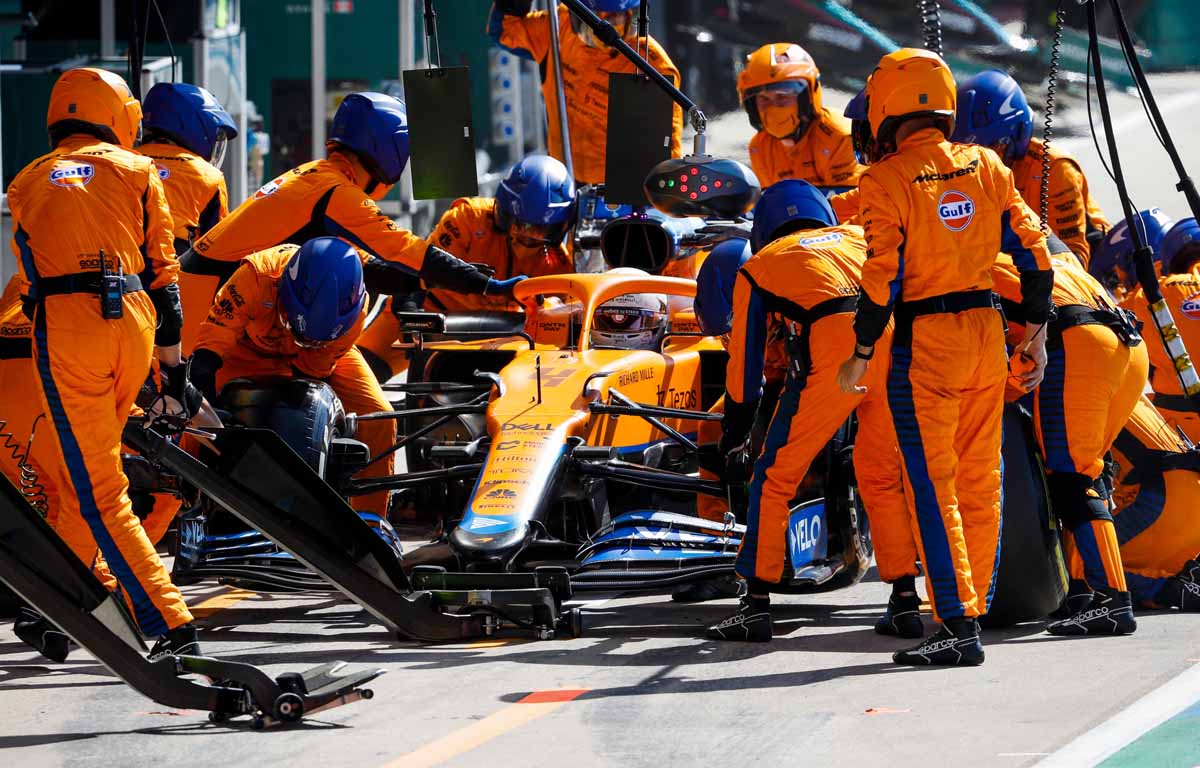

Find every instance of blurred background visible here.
[2,0,1199,283]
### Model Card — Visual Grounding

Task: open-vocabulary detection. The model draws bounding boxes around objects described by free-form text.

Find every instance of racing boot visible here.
[148,622,201,660]
[875,577,924,639]
[706,595,772,642]
[1048,579,1093,621]
[672,575,747,604]
[1153,559,1200,612]
[13,607,71,663]
[1046,588,1137,636]
[893,617,984,667]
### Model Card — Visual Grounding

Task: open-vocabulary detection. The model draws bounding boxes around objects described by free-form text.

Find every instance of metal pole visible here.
[398,0,416,222]
[101,0,116,58]
[546,0,575,179]
[311,0,327,161]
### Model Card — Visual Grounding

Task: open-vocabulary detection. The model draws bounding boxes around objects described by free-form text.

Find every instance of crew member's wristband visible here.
[853,345,874,361]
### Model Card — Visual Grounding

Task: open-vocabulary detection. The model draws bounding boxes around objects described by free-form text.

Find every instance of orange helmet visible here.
[46,67,142,148]
[864,48,956,159]
[737,43,822,137]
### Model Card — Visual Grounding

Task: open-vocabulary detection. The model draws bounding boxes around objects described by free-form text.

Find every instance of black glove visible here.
[495,0,533,15]
[722,440,753,487]
[162,360,203,420]
[189,348,224,405]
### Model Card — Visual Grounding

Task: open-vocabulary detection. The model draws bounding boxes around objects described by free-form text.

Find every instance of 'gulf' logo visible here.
[49,162,94,188]
[254,177,284,199]
[938,190,975,231]
[156,164,170,181]
[1182,294,1200,319]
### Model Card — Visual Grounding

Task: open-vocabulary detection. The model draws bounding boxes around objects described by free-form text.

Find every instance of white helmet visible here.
[592,291,669,350]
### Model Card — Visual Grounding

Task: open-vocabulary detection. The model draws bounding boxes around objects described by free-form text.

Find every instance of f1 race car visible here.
[166,257,1064,638]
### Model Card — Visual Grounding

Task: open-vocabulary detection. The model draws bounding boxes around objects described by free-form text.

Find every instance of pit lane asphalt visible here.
[3,572,1199,767]
[5,74,1200,767]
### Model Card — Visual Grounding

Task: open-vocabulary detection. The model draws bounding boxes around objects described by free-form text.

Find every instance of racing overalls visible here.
[191,245,394,517]
[181,153,492,352]
[136,141,231,542]
[993,251,1148,595]
[1105,395,1200,606]
[8,135,192,636]
[1010,137,1110,269]
[854,128,1055,622]
[489,5,684,185]
[356,197,573,380]
[1122,264,1200,442]
[137,141,229,256]
[748,108,866,189]
[726,225,913,585]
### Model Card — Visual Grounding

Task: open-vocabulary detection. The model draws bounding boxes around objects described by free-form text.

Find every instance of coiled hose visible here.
[1041,2,1066,232]
[1,415,48,517]
[917,0,944,57]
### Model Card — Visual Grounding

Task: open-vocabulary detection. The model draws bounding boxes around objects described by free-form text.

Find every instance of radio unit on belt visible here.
[99,249,125,320]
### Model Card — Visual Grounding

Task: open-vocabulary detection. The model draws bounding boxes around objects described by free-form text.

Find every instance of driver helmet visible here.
[592,269,668,350]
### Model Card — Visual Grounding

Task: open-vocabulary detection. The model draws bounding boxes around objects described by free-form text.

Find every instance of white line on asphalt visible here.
[1034,661,1200,768]
[1057,90,1200,150]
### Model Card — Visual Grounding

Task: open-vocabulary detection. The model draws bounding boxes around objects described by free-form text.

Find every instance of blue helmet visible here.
[581,0,640,10]
[844,88,874,165]
[749,179,837,252]
[694,237,752,336]
[328,92,410,185]
[1091,208,1174,290]
[278,238,366,346]
[142,82,238,165]
[495,154,577,243]
[951,70,1033,163]
[1162,217,1200,275]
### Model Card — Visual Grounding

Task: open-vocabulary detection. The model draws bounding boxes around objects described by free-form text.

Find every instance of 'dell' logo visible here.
[938,190,975,231]
[49,162,94,188]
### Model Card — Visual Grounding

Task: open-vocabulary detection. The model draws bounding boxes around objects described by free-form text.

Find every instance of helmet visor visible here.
[210,134,229,169]
[511,220,564,248]
[279,308,331,349]
[595,307,659,333]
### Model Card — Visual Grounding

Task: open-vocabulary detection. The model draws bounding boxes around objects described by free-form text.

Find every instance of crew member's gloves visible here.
[484,275,528,299]
[722,438,753,488]
[189,348,224,405]
[162,360,203,420]
[495,0,533,15]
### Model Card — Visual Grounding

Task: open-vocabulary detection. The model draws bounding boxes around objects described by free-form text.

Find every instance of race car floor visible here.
[2,566,1199,768]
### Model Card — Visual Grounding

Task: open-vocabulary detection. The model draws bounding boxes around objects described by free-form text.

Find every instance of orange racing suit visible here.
[181,154,492,352]
[356,197,573,380]
[726,225,912,585]
[993,251,1148,594]
[1010,137,1110,269]
[1123,264,1200,442]
[137,141,229,256]
[1106,396,1200,606]
[8,135,191,636]
[853,128,1054,622]
[192,245,394,517]
[748,108,866,188]
[490,5,684,185]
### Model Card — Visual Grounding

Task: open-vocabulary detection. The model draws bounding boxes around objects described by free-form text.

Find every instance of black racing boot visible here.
[893,617,984,667]
[706,596,772,642]
[148,622,201,660]
[1157,559,1200,612]
[875,578,924,639]
[13,608,71,663]
[1046,588,1137,636]
[672,575,747,604]
[1048,579,1094,621]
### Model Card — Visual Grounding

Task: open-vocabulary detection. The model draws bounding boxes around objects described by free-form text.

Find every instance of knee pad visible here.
[1046,471,1112,529]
